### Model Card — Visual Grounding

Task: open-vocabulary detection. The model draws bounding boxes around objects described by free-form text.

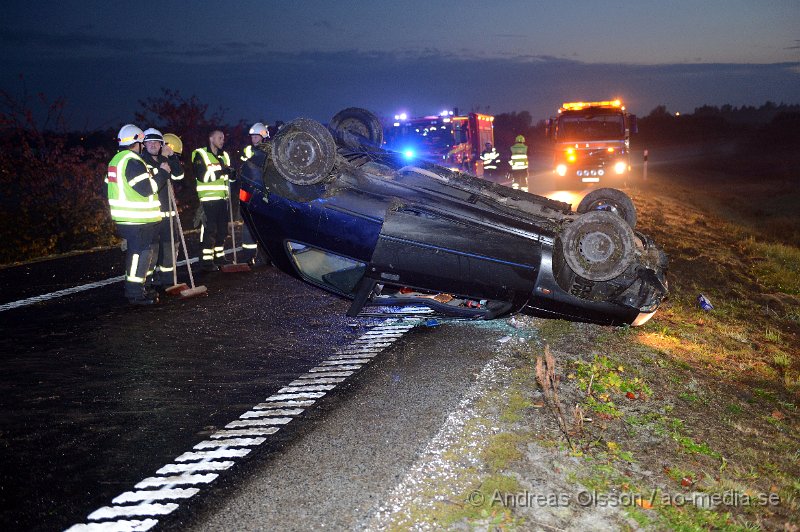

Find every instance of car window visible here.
[286,241,366,296]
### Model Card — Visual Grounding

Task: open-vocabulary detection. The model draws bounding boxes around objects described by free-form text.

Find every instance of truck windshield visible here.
[558,113,624,141]
[387,123,455,156]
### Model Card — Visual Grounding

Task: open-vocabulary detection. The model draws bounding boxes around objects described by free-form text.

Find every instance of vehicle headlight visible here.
[556,164,567,176]
[614,161,627,174]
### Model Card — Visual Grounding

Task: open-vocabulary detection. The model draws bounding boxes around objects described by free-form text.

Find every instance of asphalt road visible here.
[0,239,507,531]
[0,246,377,531]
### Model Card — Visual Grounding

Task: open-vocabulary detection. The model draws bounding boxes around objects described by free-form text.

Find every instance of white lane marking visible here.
[321,359,371,366]
[225,417,293,428]
[308,364,362,372]
[113,487,199,504]
[157,461,234,475]
[277,385,336,393]
[66,318,419,530]
[0,249,249,313]
[88,503,179,520]
[65,518,159,531]
[175,449,250,462]
[327,353,379,360]
[135,474,218,489]
[194,437,266,449]
[264,391,327,400]
[289,377,346,386]
[298,371,353,379]
[210,427,280,438]
[253,399,316,408]
[240,408,304,418]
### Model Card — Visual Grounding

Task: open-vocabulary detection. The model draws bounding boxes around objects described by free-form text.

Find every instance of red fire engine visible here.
[383,109,495,176]
[546,100,637,184]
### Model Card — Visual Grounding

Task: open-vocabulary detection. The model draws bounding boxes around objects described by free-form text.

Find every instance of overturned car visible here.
[238,108,668,326]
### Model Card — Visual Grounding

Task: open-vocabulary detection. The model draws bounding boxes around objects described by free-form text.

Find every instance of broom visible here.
[163,180,189,295]
[220,178,251,273]
[168,180,207,298]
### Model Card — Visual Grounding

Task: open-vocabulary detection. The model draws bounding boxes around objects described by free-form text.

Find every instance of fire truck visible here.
[546,100,637,184]
[383,109,495,176]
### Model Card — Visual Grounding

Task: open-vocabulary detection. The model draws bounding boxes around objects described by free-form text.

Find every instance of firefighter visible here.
[238,122,269,265]
[141,128,184,289]
[192,130,234,272]
[509,134,529,191]
[480,142,500,178]
[107,124,165,305]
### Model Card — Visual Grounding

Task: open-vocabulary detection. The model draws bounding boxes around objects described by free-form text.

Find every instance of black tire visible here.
[329,107,384,150]
[577,188,637,229]
[561,210,636,282]
[272,118,336,186]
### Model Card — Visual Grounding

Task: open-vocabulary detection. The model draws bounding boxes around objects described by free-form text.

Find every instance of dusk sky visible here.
[1,0,799,130]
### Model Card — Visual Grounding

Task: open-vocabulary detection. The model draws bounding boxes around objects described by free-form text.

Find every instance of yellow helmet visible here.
[515,134,525,143]
[163,133,183,154]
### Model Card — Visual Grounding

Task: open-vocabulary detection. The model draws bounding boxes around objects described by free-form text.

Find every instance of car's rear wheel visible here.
[577,188,637,229]
[272,118,336,185]
[329,107,384,150]
[561,210,636,281]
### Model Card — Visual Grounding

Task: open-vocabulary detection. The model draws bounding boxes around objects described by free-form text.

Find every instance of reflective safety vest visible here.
[510,142,529,170]
[480,148,499,170]
[240,144,254,162]
[192,148,231,201]
[107,150,161,223]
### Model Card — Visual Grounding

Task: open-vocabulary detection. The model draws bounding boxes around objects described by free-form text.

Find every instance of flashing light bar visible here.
[560,100,622,112]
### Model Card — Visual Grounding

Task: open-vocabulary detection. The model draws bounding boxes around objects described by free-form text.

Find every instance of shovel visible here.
[168,181,207,298]
[221,179,251,273]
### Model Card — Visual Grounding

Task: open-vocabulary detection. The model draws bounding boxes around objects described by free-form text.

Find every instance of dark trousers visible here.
[116,222,159,300]
[153,216,178,285]
[241,223,258,262]
[200,200,229,265]
[511,169,529,190]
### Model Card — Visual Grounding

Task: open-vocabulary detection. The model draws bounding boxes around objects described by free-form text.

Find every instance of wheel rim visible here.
[272,119,335,185]
[561,210,635,281]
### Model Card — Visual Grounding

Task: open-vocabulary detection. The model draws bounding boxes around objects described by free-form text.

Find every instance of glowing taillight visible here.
[239,189,253,202]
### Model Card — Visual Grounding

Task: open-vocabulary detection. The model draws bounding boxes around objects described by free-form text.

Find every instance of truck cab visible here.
[384,110,495,176]
[547,100,637,184]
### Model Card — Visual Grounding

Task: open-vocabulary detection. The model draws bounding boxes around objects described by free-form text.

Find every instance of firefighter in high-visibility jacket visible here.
[107,124,167,305]
[238,122,269,265]
[509,134,529,191]
[480,142,500,178]
[140,128,184,288]
[192,130,235,272]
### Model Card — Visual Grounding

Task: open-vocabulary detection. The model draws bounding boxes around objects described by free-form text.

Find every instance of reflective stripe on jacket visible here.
[480,148,499,170]
[192,148,231,201]
[107,150,161,223]
[240,144,254,162]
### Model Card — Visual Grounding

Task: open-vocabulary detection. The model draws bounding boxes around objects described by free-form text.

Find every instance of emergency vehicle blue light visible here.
[403,149,415,159]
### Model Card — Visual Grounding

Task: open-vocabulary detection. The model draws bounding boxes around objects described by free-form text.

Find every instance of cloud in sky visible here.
[1,28,798,130]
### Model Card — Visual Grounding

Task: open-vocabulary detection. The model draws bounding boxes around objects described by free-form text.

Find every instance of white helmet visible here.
[117,124,144,146]
[248,122,268,138]
[142,128,164,144]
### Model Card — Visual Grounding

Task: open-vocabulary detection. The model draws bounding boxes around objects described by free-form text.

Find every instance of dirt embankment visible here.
[374,152,800,531]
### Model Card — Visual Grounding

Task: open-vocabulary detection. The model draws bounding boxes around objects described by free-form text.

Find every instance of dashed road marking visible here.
[65,318,419,531]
